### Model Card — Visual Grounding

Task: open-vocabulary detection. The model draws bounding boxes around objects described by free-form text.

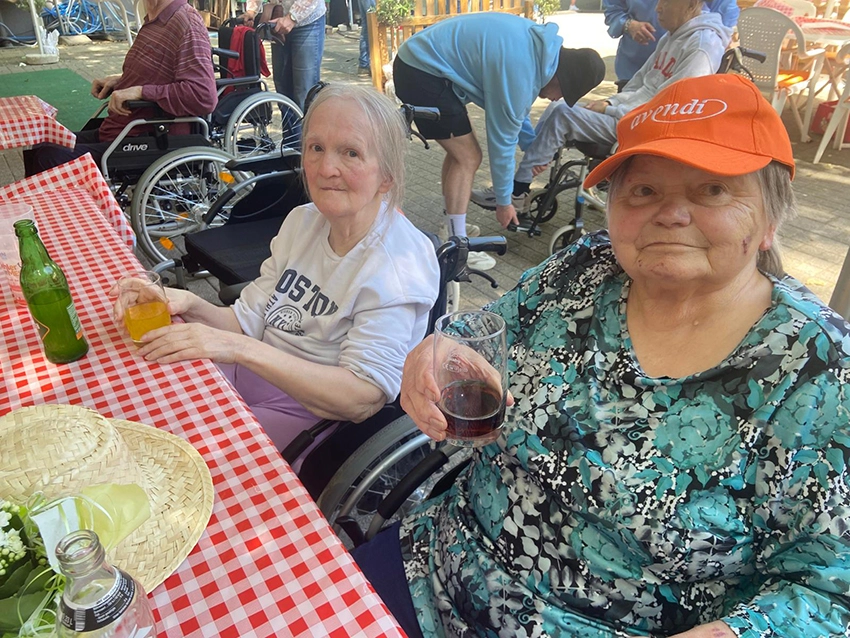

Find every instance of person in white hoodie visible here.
[470,0,732,211]
[117,85,440,453]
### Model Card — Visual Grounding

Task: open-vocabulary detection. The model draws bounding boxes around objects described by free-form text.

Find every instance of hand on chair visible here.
[496,203,519,228]
[272,15,296,35]
[108,86,143,116]
[239,9,256,26]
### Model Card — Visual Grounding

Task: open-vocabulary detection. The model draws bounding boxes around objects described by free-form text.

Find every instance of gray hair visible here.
[606,159,796,278]
[301,84,408,213]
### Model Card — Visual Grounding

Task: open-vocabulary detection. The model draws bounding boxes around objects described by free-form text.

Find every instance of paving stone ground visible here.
[2,12,850,311]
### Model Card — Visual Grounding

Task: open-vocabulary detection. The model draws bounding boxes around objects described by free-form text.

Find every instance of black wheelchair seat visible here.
[183,216,286,284]
[212,86,265,127]
[182,167,309,285]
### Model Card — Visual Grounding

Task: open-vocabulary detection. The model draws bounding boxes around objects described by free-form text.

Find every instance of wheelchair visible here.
[83,23,304,264]
[510,140,611,256]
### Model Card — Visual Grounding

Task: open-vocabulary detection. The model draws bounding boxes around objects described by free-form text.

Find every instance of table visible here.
[0,154,134,248]
[0,188,405,637]
[798,18,850,100]
[0,95,76,151]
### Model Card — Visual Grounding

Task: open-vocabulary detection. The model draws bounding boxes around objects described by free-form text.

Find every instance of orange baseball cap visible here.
[584,74,795,188]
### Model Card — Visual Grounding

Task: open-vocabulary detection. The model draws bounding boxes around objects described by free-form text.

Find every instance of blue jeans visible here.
[271,15,326,111]
[358,0,376,68]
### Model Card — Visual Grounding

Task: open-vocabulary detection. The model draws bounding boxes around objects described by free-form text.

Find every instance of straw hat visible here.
[0,404,214,593]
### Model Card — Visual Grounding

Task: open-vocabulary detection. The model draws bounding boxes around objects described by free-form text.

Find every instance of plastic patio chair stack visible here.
[814,42,850,162]
[738,7,827,141]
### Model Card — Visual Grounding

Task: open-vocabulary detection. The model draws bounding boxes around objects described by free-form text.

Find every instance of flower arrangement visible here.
[0,501,63,638]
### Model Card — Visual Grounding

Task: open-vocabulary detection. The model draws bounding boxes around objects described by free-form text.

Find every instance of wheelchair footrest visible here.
[508,218,543,236]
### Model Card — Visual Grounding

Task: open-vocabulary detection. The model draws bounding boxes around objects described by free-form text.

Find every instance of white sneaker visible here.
[469,187,530,213]
[438,223,480,242]
[466,251,496,271]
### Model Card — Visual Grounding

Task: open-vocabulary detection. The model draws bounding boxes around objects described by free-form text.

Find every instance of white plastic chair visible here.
[814,42,850,161]
[738,7,826,141]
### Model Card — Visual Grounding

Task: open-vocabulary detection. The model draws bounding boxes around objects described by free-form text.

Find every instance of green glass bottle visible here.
[15,219,89,364]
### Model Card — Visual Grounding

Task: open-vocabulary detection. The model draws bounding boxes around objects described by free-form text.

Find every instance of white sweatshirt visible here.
[607,13,733,120]
[233,202,440,402]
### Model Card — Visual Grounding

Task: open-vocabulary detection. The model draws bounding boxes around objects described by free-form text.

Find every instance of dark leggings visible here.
[23,128,109,177]
[351,522,424,638]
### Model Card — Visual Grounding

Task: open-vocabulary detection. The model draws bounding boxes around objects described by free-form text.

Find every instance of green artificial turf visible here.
[0,68,100,130]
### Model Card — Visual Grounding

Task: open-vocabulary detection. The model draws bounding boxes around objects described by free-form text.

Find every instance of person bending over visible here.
[113,85,440,454]
[471,0,731,213]
[393,12,605,271]
[24,0,217,176]
[354,74,850,638]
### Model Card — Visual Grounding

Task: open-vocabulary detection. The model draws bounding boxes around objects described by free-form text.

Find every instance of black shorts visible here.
[392,57,473,140]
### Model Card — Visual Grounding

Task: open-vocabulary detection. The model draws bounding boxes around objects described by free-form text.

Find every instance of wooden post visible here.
[368,12,384,91]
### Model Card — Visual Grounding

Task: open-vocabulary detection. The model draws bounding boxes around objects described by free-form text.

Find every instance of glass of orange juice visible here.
[115,271,171,345]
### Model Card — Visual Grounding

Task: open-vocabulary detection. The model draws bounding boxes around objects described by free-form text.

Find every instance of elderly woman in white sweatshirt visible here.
[120,85,440,451]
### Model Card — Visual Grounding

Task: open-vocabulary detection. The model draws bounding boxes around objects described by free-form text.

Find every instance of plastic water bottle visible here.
[55,530,156,638]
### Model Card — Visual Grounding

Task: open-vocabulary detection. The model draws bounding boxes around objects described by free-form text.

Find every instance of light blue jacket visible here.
[397,13,563,207]
[604,0,740,82]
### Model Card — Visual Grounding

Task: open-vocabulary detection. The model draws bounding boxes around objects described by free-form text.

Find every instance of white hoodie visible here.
[606,13,733,120]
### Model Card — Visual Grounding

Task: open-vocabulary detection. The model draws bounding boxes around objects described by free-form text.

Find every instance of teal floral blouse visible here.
[399,232,850,638]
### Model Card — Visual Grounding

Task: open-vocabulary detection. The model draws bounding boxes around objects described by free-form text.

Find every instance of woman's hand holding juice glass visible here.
[112,271,171,345]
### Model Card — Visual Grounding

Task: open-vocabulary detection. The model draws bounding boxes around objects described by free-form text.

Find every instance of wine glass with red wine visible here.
[433,310,508,447]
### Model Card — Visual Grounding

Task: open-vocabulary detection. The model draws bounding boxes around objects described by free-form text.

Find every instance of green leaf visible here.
[0,561,33,599]
[0,592,50,632]
[20,564,54,597]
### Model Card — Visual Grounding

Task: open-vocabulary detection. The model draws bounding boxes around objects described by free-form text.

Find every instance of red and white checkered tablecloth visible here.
[0,189,405,638]
[0,95,77,150]
[0,154,134,248]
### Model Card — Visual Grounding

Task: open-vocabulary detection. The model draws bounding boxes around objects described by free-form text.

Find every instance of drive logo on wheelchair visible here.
[629,98,728,129]
[122,142,150,152]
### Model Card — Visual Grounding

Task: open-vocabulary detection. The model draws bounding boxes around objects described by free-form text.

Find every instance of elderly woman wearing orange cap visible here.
[352,73,850,638]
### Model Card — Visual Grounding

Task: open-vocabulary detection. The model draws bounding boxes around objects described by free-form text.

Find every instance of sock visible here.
[513,181,531,196]
[446,211,467,238]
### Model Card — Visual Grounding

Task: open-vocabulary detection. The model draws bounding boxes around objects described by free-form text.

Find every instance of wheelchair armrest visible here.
[218,281,250,305]
[465,236,508,256]
[212,46,239,60]
[282,419,339,464]
[216,76,261,88]
[124,99,160,110]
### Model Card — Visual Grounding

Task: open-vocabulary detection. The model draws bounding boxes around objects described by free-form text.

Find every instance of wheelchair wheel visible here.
[548,222,585,255]
[317,415,470,548]
[527,191,559,225]
[224,92,303,159]
[131,147,242,263]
